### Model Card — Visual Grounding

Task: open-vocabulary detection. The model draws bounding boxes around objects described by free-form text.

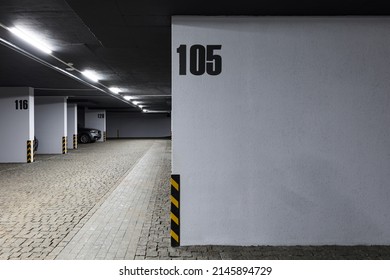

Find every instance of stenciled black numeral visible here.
[15,100,28,110]
[206,45,222,75]
[177,44,222,76]
[190,45,206,75]
[176,45,187,75]
[98,113,104,119]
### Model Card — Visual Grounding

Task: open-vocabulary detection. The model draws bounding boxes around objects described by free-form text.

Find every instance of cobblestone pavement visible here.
[1,139,390,260]
[0,140,154,260]
[56,140,169,260]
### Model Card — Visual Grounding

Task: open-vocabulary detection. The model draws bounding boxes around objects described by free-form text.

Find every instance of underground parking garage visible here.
[2,0,390,263]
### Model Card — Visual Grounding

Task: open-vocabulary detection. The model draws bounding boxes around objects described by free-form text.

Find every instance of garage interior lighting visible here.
[8,26,52,54]
[109,87,120,94]
[1,22,147,113]
[81,70,100,82]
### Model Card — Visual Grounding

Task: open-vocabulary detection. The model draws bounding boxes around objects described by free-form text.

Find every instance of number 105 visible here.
[176,44,222,76]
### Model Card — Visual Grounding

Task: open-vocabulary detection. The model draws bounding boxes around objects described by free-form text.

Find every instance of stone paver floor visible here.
[56,140,168,260]
[0,139,153,260]
[1,139,390,260]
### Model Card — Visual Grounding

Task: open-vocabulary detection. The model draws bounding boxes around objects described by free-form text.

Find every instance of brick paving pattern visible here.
[57,141,168,260]
[0,140,153,260]
[1,139,390,260]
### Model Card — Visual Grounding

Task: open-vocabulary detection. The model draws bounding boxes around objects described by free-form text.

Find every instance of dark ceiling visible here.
[0,0,389,113]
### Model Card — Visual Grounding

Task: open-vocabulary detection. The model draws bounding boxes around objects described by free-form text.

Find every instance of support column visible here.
[85,109,106,142]
[172,16,390,246]
[35,97,67,154]
[67,104,78,150]
[0,87,34,163]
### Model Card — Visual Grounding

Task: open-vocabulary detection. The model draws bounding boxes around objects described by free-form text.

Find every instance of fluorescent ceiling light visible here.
[8,26,52,54]
[123,96,132,101]
[142,109,147,113]
[109,87,120,94]
[132,101,140,105]
[81,70,100,82]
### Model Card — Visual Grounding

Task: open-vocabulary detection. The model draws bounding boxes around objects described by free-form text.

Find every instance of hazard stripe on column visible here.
[171,174,180,247]
[33,139,36,160]
[73,134,78,149]
[103,131,107,142]
[27,140,33,163]
[62,136,67,154]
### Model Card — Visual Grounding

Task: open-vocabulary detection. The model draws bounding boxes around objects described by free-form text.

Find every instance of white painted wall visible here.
[67,104,77,149]
[0,87,34,163]
[107,112,171,138]
[85,110,106,142]
[172,17,390,245]
[35,97,67,154]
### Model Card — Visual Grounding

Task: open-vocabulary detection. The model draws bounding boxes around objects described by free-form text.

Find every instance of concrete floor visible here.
[1,139,390,260]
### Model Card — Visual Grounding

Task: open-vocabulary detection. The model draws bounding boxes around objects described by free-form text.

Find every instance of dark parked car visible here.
[78,126,101,144]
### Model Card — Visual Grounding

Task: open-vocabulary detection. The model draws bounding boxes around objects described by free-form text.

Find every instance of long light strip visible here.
[144,110,171,113]
[8,26,52,54]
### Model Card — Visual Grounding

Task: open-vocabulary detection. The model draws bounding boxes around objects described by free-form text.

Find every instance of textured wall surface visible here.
[107,112,171,138]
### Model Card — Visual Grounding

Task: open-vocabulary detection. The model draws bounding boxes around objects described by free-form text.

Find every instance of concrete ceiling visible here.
[0,0,389,112]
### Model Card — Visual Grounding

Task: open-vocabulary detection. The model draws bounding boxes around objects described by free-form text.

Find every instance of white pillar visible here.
[173,17,390,246]
[67,104,78,150]
[0,87,34,163]
[85,109,106,142]
[35,97,67,154]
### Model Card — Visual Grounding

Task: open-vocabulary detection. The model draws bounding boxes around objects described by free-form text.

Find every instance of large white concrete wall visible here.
[0,87,34,163]
[35,97,67,154]
[107,112,171,138]
[172,17,390,245]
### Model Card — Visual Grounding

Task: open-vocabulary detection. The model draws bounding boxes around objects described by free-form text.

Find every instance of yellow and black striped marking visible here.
[33,138,37,159]
[103,131,107,142]
[62,136,67,154]
[27,140,33,163]
[73,134,78,149]
[170,174,180,247]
